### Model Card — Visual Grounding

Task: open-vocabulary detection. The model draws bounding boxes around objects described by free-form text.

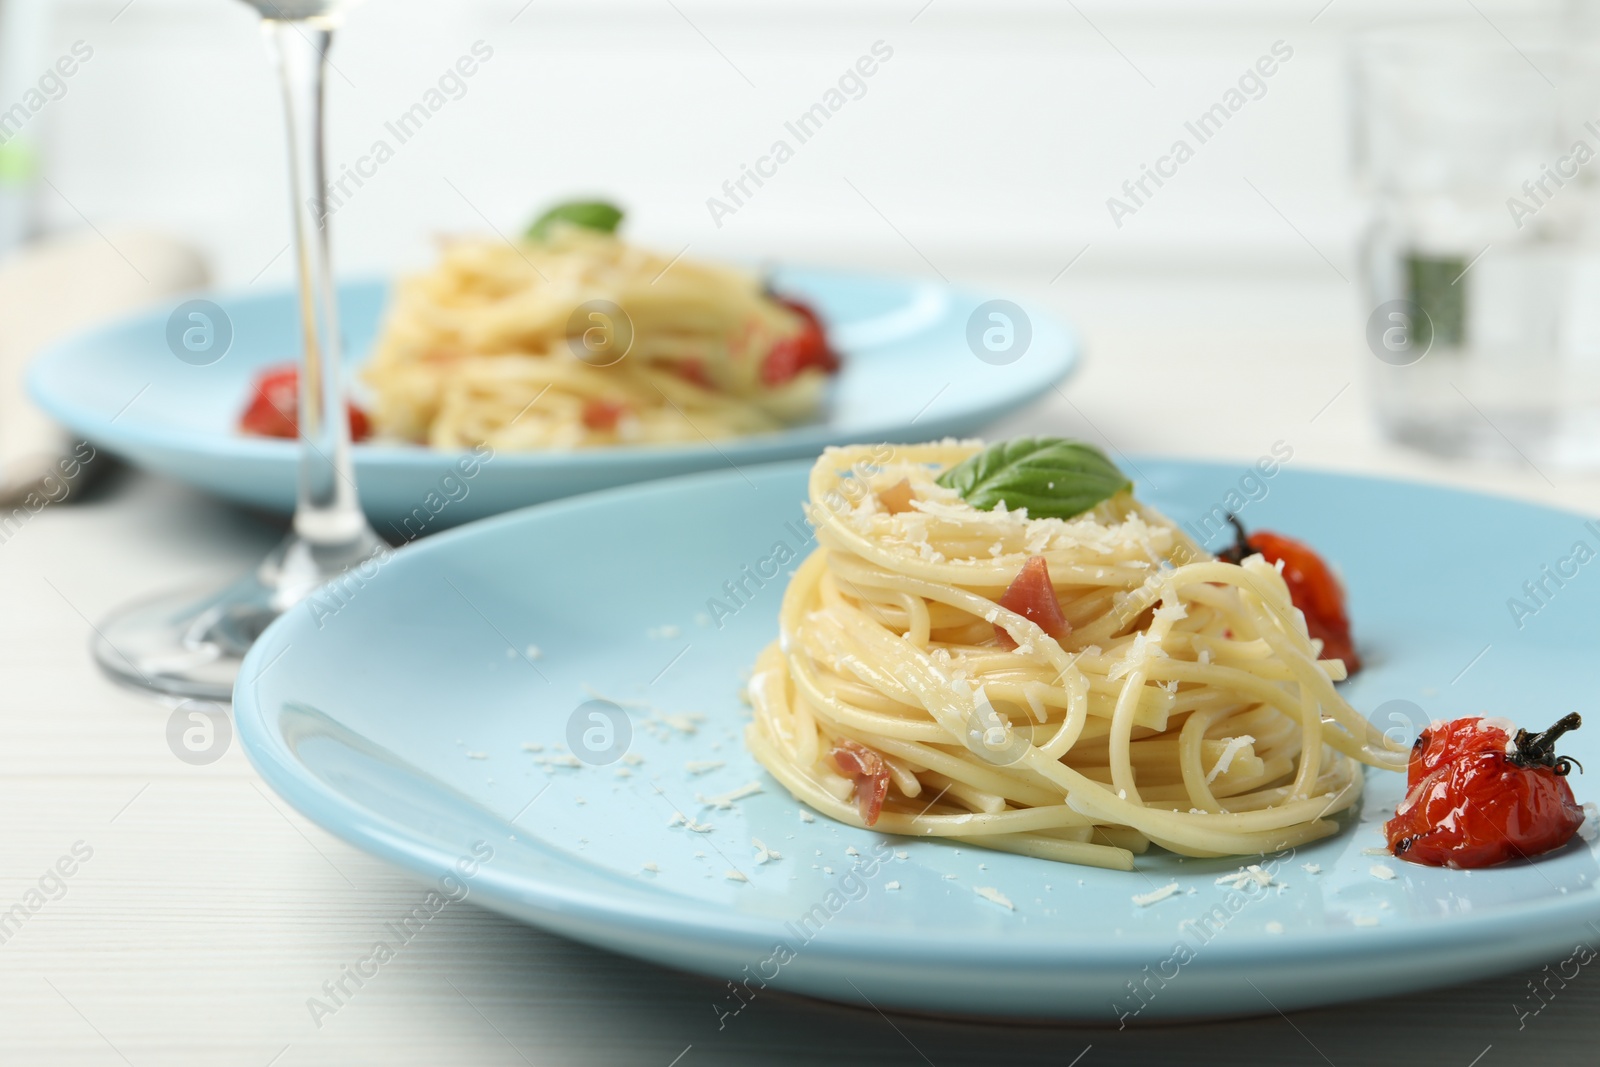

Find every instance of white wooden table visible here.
[3,273,1597,1065]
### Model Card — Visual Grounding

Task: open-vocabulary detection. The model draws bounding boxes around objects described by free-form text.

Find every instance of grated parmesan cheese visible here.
[656,712,705,735]
[1131,882,1181,907]
[1479,716,1516,736]
[974,886,1014,910]
[698,782,762,810]
[1204,735,1255,785]
[1215,865,1278,891]
[1152,598,1187,622]
[684,760,725,776]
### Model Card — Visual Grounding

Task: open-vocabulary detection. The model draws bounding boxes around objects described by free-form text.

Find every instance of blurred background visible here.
[4,0,1597,481]
[5,0,1467,281]
[6,0,1576,273]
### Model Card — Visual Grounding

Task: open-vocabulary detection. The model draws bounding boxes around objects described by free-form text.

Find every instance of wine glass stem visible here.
[265,18,368,548]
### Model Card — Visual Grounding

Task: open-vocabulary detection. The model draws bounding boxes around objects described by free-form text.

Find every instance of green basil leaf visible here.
[935,438,1131,520]
[526,200,625,241]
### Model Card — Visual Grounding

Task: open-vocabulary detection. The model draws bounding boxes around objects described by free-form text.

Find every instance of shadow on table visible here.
[423,905,1595,1067]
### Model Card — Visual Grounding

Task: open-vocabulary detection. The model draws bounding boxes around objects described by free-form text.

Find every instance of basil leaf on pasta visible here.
[936,437,1130,519]
[527,200,625,241]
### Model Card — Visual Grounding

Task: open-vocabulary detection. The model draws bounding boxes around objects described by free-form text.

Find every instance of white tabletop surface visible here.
[3,271,1598,1065]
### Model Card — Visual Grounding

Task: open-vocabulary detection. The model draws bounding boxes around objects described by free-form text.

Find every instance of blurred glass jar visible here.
[1354,23,1600,467]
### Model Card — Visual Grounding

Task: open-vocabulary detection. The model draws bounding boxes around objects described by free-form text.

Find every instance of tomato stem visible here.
[1512,713,1583,775]
[1218,513,1250,564]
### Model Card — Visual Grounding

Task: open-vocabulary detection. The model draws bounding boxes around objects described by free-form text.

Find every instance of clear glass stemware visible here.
[93,2,382,700]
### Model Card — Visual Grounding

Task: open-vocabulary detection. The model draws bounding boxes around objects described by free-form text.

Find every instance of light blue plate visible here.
[233,457,1600,1021]
[27,269,1074,529]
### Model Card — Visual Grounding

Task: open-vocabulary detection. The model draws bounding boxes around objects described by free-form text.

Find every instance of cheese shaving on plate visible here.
[974,886,1014,911]
[1131,882,1181,907]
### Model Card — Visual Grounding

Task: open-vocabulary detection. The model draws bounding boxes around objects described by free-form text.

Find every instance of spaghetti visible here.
[745,441,1406,870]
[363,223,837,449]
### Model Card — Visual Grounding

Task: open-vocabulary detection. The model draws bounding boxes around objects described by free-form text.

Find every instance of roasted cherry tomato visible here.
[994,555,1070,650]
[1221,516,1360,673]
[1385,714,1586,868]
[760,296,841,386]
[239,364,371,442]
[581,398,630,432]
[829,739,890,826]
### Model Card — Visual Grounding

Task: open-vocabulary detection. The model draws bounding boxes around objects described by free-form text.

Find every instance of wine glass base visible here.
[93,528,386,702]
[93,581,277,702]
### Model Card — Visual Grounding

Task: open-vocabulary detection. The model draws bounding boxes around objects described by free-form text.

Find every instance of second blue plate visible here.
[28,268,1075,529]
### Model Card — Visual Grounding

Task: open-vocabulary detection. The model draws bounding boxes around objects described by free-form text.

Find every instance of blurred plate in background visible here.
[26,267,1077,529]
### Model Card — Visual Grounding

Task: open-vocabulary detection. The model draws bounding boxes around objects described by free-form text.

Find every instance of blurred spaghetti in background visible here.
[360,203,840,449]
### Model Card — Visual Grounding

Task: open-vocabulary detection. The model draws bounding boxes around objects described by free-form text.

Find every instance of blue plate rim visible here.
[232,455,1600,973]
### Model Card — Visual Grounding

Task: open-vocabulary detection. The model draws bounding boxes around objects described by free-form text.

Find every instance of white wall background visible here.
[9,0,1582,288]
